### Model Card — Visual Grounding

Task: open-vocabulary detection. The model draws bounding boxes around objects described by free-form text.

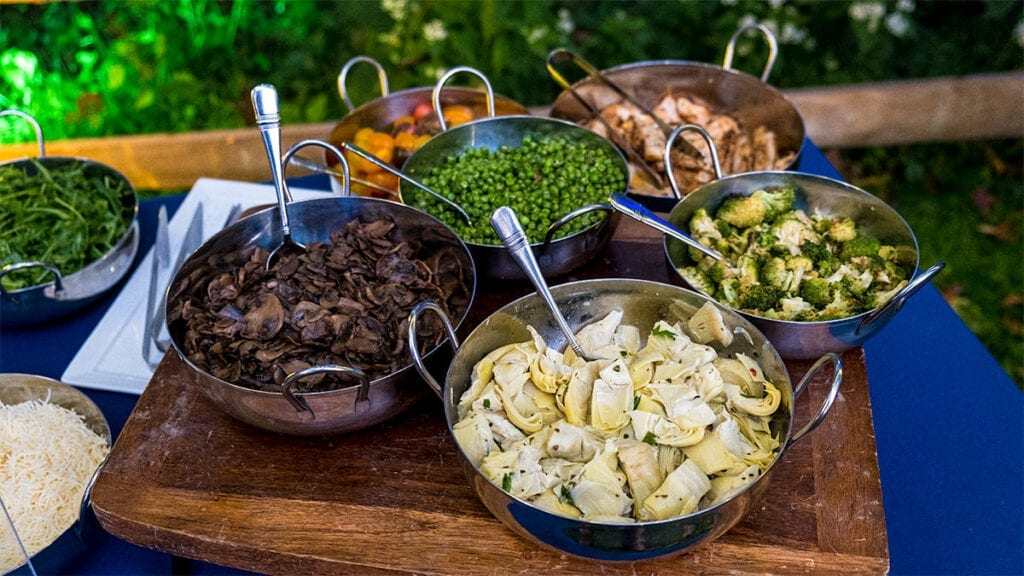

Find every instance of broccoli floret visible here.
[716,195,767,228]
[761,257,792,291]
[877,244,900,262]
[769,213,820,256]
[799,277,832,307]
[880,260,909,283]
[800,240,830,263]
[717,278,740,307]
[827,217,858,242]
[751,186,796,221]
[871,279,910,308]
[786,255,814,272]
[736,255,761,289]
[677,265,717,296]
[738,284,781,312]
[689,208,723,242]
[820,290,858,320]
[840,234,882,260]
[700,258,729,285]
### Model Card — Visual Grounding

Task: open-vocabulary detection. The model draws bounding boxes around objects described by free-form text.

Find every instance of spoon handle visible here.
[608,193,727,262]
[251,84,292,236]
[490,206,590,360]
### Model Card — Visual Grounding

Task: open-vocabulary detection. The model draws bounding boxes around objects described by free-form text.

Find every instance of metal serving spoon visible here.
[607,193,727,263]
[490,206,597,362]
[251,83,307,271]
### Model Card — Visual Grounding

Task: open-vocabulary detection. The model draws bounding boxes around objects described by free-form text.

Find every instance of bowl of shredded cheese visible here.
[0,373,110,574]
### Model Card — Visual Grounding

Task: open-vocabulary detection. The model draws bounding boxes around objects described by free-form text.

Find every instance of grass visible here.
[828,139,1024,389]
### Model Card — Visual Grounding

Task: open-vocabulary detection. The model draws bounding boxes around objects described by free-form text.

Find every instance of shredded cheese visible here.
[0,398,109,572]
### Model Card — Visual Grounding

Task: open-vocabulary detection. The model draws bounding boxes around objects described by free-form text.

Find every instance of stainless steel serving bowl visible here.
[400,115,627,280]
[165,195,476,436]
[0,373,110,573]
[0,112,139,327]
[665,170,944,359]
[409,278,841,560]
[326,57,528,197]
[547,25,804,212]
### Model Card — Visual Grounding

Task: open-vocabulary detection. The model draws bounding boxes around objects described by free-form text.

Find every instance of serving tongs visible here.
[546,49,705,182]
[1,493,37,575]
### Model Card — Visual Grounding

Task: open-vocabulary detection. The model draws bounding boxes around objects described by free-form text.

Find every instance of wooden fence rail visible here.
[1,72,1020,191]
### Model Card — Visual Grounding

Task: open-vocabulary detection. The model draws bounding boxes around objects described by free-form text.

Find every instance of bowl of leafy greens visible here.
[663,170,943,359]
[0,113,138,327]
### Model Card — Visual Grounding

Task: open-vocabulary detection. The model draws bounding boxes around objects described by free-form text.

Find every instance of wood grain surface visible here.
[91,217,889,575]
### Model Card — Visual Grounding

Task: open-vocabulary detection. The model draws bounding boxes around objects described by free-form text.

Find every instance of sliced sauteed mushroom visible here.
[169,217,471,393]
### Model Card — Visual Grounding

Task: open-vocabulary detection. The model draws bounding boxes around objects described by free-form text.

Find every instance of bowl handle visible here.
[432,66,496,132]
[337,55,389,113]
[857,261,945,336]
[664,124,724,199]
[282,139,352,197]
[788,352,843,445]
[0,261,64,293]
[0,109,45,157]
[722,23,779,83]
[280,365,370,419]
[540,203,613,251]
[408,301,460,398]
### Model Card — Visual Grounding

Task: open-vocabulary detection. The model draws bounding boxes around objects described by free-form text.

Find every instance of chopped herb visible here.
[501,472,512,492]
[0,159,132,290]
[482,398,491,409]
[633,396,641,410]
[642,431,657,446]
[619,350,628,357]
[651,325,676,340]
[559,484,575,506]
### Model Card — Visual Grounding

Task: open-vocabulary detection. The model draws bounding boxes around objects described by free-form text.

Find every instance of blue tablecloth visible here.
[1,143,1020,575]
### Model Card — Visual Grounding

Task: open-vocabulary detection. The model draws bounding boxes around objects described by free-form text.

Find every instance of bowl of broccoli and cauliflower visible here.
[664,171,944,359]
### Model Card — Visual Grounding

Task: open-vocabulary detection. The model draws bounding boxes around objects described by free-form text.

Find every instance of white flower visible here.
[885,12,909,37]
[557,8,574,35]
[423,19,448,42]
[849,2,886,22]
[896,0,916,13]
[767,0,786,10]
[381,0,406,21]
[1016,20,1024,48]
[526,26,548,46]
[780,22,808,44]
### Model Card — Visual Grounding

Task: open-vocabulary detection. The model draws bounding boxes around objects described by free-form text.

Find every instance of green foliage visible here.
[0,0,1020,385]
[2,0,1020,141]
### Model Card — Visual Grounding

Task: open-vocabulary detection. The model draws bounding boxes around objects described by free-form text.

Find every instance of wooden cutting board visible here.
[91,217,889,575]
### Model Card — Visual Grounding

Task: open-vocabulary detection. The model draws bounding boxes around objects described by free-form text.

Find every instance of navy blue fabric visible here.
[1,153,1020,575]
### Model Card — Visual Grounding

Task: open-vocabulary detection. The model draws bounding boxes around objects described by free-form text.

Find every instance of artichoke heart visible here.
[452,412,498,467]
[726,381,782,416]
[570,442,631,519]
[687,301,734,346]
[616,438,665,508]
[590,359,634,432]
[640,459,711,521]
[576,308,625,358]
[557,364,595,426]
[547,419,603,462]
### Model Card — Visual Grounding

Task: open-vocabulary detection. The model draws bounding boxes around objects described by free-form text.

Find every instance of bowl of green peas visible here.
[400,115,629,280]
